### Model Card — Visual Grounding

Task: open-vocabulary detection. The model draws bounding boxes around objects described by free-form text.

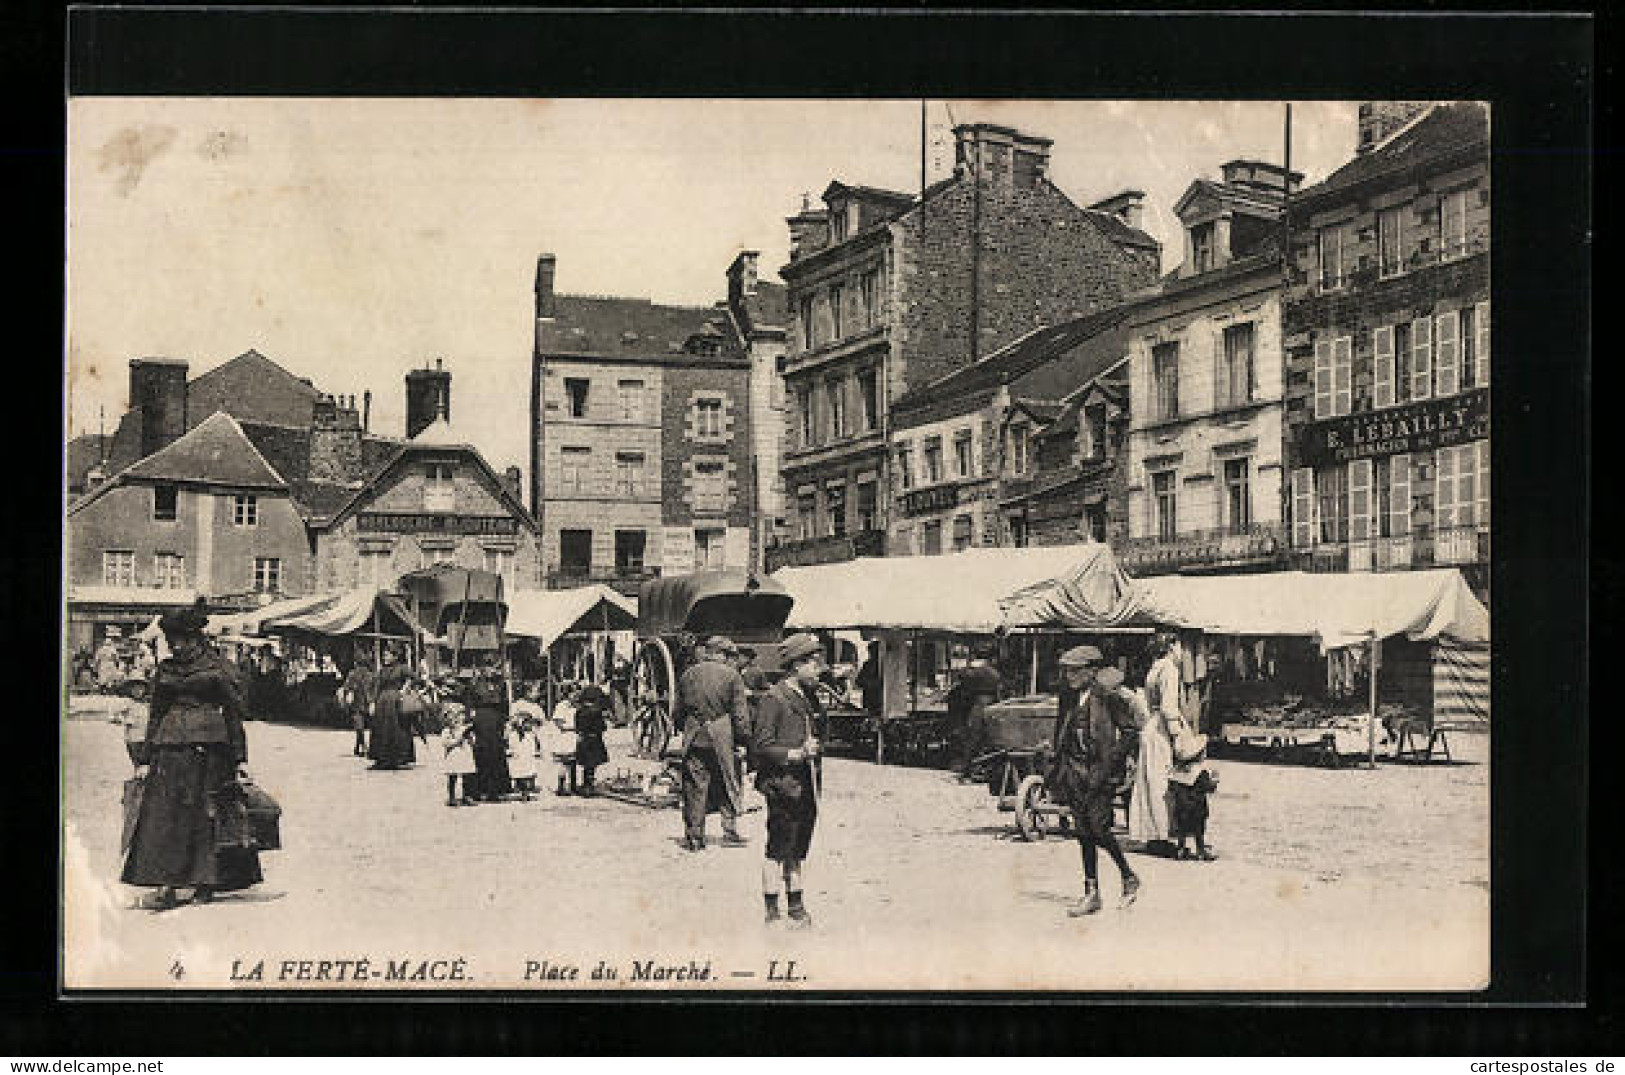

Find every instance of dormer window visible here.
[830,201,849,242]
[1191,222,1217,273]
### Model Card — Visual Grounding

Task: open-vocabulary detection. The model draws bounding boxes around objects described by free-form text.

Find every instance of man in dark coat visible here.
[954,648,1003,778]
[749,632,826,928]
[341,648,377,757]
[676,636,752,850]
[467,660,513,802]
[1048,645,1143,917]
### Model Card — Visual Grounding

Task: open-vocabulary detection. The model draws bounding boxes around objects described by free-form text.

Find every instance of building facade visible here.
[530,255,755,590]
[723,251,791,558]
[770,122,1161,570]
[1122,160,1299,576]
[1281,102,1490,596]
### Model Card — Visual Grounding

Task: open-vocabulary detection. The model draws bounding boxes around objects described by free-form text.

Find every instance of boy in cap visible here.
[750,632,826,927]
[675,635,751,850]
[1048,645,1143,915]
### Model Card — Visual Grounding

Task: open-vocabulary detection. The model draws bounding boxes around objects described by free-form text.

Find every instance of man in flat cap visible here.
[676,635,752,851]
[1048,644,1143,916]
[749,632,826,927]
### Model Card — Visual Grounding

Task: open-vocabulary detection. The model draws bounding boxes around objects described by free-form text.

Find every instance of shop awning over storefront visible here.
[206,592,337,637]
[270,586,422,637]
[1135,568,1489,651]
[505,585,637,649]
[68,585,199,608]
[774,543,1146,633]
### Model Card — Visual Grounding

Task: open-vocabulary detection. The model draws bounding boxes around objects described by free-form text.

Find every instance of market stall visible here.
[504,584,637,711]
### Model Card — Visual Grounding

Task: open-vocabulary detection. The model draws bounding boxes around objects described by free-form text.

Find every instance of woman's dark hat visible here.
[159,598,210,639]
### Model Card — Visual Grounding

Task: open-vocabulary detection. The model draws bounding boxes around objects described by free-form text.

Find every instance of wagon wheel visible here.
[1014,774,1051,842]
[632,638,677,759]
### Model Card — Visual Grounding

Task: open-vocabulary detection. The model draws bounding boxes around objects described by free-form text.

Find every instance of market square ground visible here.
[63,707,1487,991]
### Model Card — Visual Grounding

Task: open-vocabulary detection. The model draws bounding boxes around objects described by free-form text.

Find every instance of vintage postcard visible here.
[63,96,1491,992]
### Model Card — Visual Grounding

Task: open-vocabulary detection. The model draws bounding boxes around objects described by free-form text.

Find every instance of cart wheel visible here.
[631,638,677,759]
[1015,774,1050,842]
[633,701,672,759]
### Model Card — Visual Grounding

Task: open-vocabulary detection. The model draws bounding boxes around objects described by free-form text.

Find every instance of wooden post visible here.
[1368,635,1381,769]
[1028,630,1039,695]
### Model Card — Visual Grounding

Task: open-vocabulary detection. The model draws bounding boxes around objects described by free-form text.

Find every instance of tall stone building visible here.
[1281,102,1490,598]
[722,251,790,556]
[770,122,1160,569]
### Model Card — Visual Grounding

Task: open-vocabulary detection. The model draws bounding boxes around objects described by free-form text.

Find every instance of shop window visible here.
[102,550,135,587]
[1316,464,1349,544]
[232,494,259,528]
[152,485,178,522]
[253,557,283,594]
[1378,204,1407,278]
[1218,322,1255,410]
[153,552,185,589]
[1223,458,1251,532]
[694,527,726,570]
[856,481,877,532]
[921,520,943,556]
[564,378,590,418]
[424,462,455,512]
[617,380,644,422]
[614,530,646,574]
[559,529,592,576]
[1153,342,1180,420]
[1151,470,1178,542]
[952,514,974,552]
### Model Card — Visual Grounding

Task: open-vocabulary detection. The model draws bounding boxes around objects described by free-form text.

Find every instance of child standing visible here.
[508,715,541,801]
[1168,730,1219,861]
[572,683,610,795]
[439,706,477,807]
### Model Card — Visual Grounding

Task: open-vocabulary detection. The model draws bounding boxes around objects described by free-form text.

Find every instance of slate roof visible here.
[123,411,288,489]
[1037,376,1128,441]
[1081,207,1162,251]
[740,280,789,333]
[536,295,745,364]
[1295,102,1487,209]
[66,433,111,492]
[187,349,321,429]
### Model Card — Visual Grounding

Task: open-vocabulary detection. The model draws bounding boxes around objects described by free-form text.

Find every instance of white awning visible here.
[505,585,637,648]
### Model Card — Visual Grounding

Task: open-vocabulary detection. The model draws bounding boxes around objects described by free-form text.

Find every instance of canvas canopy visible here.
[638,571,793,642]
[1135,567,1489,651]
[505,585,637,649]
[206,591,336,637]
[262,586,424,638]
[774,544,1146,633]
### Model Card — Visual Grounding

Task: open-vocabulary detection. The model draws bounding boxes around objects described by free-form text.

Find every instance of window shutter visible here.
[1349,458,1373,542]
[1373,325,1395,409]
[1292,467,1316,548]
[1388,453,1411,537]
[1435,446,1457,528]
[1456,443,1478,528]
[1411,316,1433,400]
[1213,328,1227,410]
[1477,440,1490,527]
[1475,300,1490,387]
[1333,336,1353,416]
[1313,339,1333,419]
[1435,310,1460,396]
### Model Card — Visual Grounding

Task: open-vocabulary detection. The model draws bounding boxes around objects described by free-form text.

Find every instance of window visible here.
[1010,515,1029,548]
[1318,223,1350,291]
[799,296,815,350]
[614,530,646,574]
[560,447,590,494]
[232,494,259,527]
[921,520,943,556]
[830,202,849,242]
[694,528,726,570]
[1461,301,1488,389]
[153,553,185,588]
[1151,470,1177,542]
[1440,189,1470,261]
[1191,222,1217,273]
[856,480,877,532]
[1378,204,1407,278]
[429,547,456,566]
[362,550,391,587]
[1409,315,1433,401]
[1223,458,1251,532]
[617,380,644,422]
[953,431,973,478]
[858,369,879,431]
[895,444,914,491]
[103,550,135,587]
[1008,424,1030,475]
[798,389,815,447]
[564,377,590,418]
[828,284,844,341]
[695,398,724,439]
[693,460,727,513]
[1435,310,1461,396]
[1373,325,1396,409]
[859,269,880,329]
[152,485,178,522]
[825,484,847,538]
[1348,458,1374,558]
[424,463,455,512]
[1290,469,1315,548]
[1378,454,1411,539]
[1084,504,1107,543]
[797,492,817,541]
[482,548,514,586]
[1316,464,1349,544]
[952,514,974,552]
[1312,337,1353,418]
[923,438,943,485]
[615,452,644,497]
[1218,323,1255,410]
[559,529,592,575]
[1153,342,1180,420]
[253,557,282,594]
[825,380,845,440]
[1085,405,1108,460]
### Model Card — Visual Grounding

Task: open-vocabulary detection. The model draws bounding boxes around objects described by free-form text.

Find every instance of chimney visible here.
[786,197,829,262]
[502,465,523,502]
[405,360,452,439]
[127,358,189,458]
[1089,189,1146,232]
[1220,159,1303,199]
[535,254,557,320]
[1357,101,1431,155]
[362,389,372,432]
[954,123,1053,192]
[309,393,364,485]
[728,250,760,304]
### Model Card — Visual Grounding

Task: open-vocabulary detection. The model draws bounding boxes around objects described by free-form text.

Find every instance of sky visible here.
[66,98,1362,480]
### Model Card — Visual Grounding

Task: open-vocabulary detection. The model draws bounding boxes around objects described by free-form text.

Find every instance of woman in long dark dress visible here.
[122,601,262,911]
[468,662,513,801]
[367,653,417,770]
[573,683,611,794]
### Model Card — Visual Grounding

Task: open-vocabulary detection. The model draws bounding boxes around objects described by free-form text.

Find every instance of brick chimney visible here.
[405,359,451,439]
[127,358,188,458]
[1089,189,1146,232]
[535,253,557,320]
[954,123,1053,192]
[309,393,364,485]
[728,250,760,305]
[1357,102,1431,155]
[502,465,523,503]
[786,196,829,262]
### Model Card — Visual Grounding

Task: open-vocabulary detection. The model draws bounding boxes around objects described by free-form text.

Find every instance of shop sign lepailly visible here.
[901,484,960,517]
[1297,388,1488,468]
[358,513,520,536]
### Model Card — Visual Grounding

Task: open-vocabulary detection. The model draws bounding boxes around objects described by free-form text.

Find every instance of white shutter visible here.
[1411,316,1433,400]
[1388,453,1411,536]
[1213,328,1227,411]
[1435,310,1460,396]
[1435,446,1457,528]
[1313,339,1333,419]
[1475,300,1490,387]
[1456,444,1478,528]
[1349,458,1373,541]
[1373,325,1395,409]
[1333,336,1353,416]
[1477,440,1490,528]
[1292,467,1316,549]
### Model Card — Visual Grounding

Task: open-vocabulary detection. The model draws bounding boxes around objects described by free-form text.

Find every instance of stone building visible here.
[529,255,756,589]
[769,122,1161,569]
[885,308,1129,556]
[1122,160,1300,576]
[1281,102,1490,597]
[722,251,791,557]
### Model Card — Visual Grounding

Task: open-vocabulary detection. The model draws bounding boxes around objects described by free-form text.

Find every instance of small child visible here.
[1168,731,1219,861]
[439,706,477,807]
[507,715,541,801]
[572,683,610,795]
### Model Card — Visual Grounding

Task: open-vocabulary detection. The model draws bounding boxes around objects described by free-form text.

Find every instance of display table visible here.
[1221,723,1346,767]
